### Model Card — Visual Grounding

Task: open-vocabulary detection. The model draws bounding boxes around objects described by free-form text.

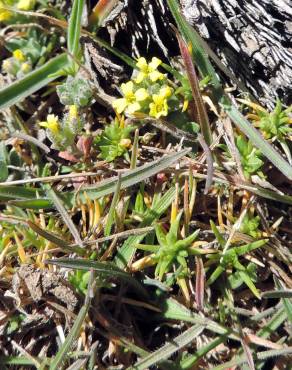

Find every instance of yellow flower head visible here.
[0,0,12,21]
[20,62,31,73]
[17,0,35,10]
[135,57,165,83]
[39,114,59,135]
[112,81,149,115]
[13,49,25,62]
[149,86,173,119]
[119,138,131,148]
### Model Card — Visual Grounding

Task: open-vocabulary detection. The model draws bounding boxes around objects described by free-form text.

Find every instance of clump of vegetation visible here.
[0,0,291,369]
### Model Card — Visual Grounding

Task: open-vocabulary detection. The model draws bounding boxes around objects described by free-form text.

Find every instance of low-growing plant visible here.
[39,105,84,152]
[236,134,264,178]
[94,119,134,162]
[135,212,200,280]
[207,220,267,298]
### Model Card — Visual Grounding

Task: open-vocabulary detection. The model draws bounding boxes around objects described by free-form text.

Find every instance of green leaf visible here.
[49,291,90,370]
[7,199,53,209]
[0,162,8,182]
[45,186,84,247]
[0,53,69,109]
[28,221,85,256]
[262,290,292,299]
[158,297,238,340]
[128,324,204,370]
[46,258,148,298]
[0,186,45,201]
[67,0,84,57]
[68,148,190,206]
[274,278,292,324]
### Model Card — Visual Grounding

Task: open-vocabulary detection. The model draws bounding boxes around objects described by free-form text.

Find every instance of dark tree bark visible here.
[96,0,292,108]
[180,0,292,108]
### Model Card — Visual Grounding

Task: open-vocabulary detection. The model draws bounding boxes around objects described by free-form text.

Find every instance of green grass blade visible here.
[262,290,292,299]
[7,199,53,209]
[210,347,292,370]
[274,278,292,324]
[49,294,90,370]
[46,186,84,247]
[128,324,204,370]
[0,53,69,109]
[46,258,148,298]
[0,186,45,201]
[179,336,225,369]
[67,0,84,57]
[158,297,238,341]
[68,148,189,206]
[28,221,85,256]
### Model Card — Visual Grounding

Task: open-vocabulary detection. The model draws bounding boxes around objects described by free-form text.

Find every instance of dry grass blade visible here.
[197,133,214,193]
[195,256,205,311]
[175,28,212,145]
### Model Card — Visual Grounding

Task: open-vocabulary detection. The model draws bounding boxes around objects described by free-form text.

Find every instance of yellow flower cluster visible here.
[112,57,173,119]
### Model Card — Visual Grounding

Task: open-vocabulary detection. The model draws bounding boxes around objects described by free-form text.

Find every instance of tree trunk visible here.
[96,0,292,108]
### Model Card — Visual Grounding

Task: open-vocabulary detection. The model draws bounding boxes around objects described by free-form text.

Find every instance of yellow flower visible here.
[17,0,35,10]
[13,49,25,62]
[149,86,172,119]
[135,57,165,83]
[0,1,12,21]
[39,114,59,135]
[112,81,149,115]
[20,62,31,73]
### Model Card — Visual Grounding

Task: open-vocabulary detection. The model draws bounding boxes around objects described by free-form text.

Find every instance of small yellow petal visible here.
[136,57,148,71]
[126,102,140,114]
[149,57,162,70]
[121,81,134,97]
[149,70,164,82]
[159,86,172,98]
[135,88,149,101]
[17,0,35,10]
[113,98,128,114]
[135,72,146,84]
